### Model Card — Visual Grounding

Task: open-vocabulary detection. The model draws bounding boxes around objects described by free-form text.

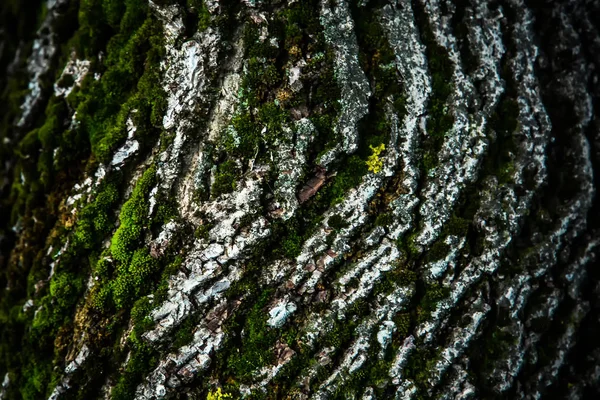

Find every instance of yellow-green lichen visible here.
[207,388,233,400]
[366,144,385,174]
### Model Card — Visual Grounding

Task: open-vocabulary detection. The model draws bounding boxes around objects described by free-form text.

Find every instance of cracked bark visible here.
[0,0,599,399]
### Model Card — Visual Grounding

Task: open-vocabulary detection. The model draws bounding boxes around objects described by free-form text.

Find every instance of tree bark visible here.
[0,0,599,399]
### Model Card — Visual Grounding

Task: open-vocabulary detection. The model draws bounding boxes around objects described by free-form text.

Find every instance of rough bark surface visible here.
[0,0,599,399]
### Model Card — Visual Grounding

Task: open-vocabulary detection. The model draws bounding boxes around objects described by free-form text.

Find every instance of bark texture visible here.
[0,0,599,399]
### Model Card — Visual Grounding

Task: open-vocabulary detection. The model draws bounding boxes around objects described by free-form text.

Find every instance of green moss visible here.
[472,328,516,375]
[49,272,84,312]
[154,255,185,303]
[422,151,437,172]
[412,1,455,171]
[21,363,52,400]
[397,232,421,258]
[224,99,291,163]
[72,11,165,164]
[0,1,169,398]
[403,346,442,391]
[282,0,322,48]
[389,268,418,287]
[211,160,238,197]
[393,313,411,338]
[130,296,153,329]
[164,2,367,394]
[442,215,470,237]
[350,0,406,167]
[374,212,393,227]
[225,290,277,382]
[71,182,121,253]
[111,340,156,400]
[186,0,211,32]
[112,249,159,309]
[100,242,181,398]
[328,214,349,230]
[110,166,155,263]
[86,166,159,310]
[326,155,369,206]
[6,5,166,326]
[373,266,417,295]
[425,239,450,263]
[222,0,342,179]
[194,223,212,240]
[258,102,288,141]
[367,359,393,389]
[102,0,125,29]
[418,283,449,322]
[172,315,198,348]
[323,317,358,349]
[280,228,303,259]
[352,1,401,102]
[268,296,373,396]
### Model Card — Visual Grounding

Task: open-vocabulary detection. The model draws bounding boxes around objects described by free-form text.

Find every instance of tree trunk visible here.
[0,0,599,399]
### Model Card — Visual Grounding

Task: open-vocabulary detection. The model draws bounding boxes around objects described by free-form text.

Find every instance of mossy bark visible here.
[1,0,599,399]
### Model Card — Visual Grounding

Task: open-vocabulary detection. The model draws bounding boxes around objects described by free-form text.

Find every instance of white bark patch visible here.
[318,0,370,166]
[54,53,90,98]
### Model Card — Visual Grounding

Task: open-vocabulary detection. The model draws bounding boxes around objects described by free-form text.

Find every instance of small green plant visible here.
[418,284,450,322]
[425,239,450,263]
[225,290,277,382]
[397,232,421,258]
[207,388,232,400]
[194,224,212,240]
[327,155,368,205]
[281,231,303,258]
[443,215,470,237]
[211,160,238,197]
[366,144,385,173]
[374,212,393,227]
[109,166,156,264]
[328,214,349,230]
[393,313,411,338]
[187,0,211,32]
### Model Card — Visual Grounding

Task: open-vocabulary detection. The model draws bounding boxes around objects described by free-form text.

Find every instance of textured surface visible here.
[0,0,599,399]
